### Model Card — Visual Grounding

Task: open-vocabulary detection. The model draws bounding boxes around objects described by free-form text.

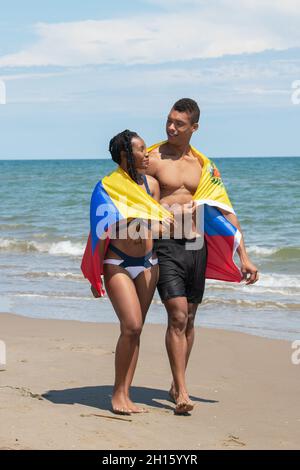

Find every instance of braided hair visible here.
[109,129,141,183]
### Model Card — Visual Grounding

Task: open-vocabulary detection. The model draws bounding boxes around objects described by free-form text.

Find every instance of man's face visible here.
[166,108,198,144]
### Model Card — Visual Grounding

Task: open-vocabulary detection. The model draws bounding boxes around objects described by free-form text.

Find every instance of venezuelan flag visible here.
[81,148,242,296]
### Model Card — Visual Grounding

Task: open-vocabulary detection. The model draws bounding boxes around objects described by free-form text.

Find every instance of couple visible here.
[81,98,259,416]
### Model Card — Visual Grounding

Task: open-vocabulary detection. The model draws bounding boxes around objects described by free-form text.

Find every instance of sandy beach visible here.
[0,312,299,450]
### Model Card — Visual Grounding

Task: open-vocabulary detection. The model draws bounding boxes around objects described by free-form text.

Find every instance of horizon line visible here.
[0,155,300,161]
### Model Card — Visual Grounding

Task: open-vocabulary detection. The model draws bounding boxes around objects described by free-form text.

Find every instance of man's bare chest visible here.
[156,157,202,194]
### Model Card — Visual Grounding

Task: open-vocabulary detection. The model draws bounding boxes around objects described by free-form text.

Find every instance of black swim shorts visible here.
[154,237,207,304]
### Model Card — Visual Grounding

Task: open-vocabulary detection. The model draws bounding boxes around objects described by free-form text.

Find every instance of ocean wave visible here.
[247,245,278,256]
[254,273,300,289]
[48,241,84,256]
[32,233,49,239]
[202,296,300,310]
[22,271,84,280]
[13,293,94,301]
[1,236,299,262]
[0,238,84,256]
[10,292,300,311]
[0,223,31,230]
[247,245,300,259]
[207,273,300,294]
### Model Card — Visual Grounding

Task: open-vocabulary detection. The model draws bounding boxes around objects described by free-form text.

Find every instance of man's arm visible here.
[219,209,259,285]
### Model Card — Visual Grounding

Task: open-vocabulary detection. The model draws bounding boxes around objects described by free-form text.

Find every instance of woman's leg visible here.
[124,264,159,401]
[134,264,159,321]
[104,265,143,414]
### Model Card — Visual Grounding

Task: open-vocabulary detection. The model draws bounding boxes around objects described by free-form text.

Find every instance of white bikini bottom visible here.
[103,256,158,279]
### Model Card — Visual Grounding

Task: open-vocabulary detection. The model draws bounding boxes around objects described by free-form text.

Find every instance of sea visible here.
[0,157,299,340]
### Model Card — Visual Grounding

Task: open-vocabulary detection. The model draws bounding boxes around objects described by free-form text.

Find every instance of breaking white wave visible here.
[247,245,278,256]
[202,296,300,310]
[22,271,84,280]
[0,238,85,257]
[207,273,300,292]
[247,245,300,260]
[48,241,84,256]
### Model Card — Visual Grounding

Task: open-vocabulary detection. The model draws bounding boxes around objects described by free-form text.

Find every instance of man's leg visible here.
[186,302,199,366]
[153,239,197,412]
[164,296,194,413]
[169,302,199,400]
[169,239,207,403]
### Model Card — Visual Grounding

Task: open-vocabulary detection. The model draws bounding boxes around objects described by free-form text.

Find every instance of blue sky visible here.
[0,0,299,159]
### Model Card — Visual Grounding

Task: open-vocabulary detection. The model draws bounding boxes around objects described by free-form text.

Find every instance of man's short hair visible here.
[173,98,200,124]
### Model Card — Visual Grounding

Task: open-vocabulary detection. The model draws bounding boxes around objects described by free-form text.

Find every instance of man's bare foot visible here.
[174,393,194,415]
[111,407,132,416]
[111,394,132,415]
[174,400,194,415]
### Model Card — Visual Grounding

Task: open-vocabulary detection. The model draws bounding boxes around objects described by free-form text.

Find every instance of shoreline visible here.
[0,309,298,343]
[0,312,299,449]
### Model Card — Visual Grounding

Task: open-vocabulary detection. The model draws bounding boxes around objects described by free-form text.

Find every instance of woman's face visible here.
[130,137,149,171]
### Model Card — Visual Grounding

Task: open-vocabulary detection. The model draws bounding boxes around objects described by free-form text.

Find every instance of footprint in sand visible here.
[1,385,43,400]
[223,434,246,447]
[49,341,110,355]
[69,345,112,355]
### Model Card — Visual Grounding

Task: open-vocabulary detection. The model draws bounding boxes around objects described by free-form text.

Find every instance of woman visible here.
[92,130,165,415]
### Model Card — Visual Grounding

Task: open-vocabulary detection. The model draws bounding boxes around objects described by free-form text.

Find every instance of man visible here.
[146,98,259,414]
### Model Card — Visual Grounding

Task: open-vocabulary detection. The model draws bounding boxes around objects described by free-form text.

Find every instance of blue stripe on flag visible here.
[204,205,237,237]
[90,181,124,252]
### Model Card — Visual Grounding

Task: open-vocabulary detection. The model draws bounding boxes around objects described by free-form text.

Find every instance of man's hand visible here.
[219,208,259,285]
[174,200,197,217]
[241,259,259,285]
[90,285,101,298]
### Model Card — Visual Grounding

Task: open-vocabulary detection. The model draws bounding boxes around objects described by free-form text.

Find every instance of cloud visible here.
[2,50,298,109]
[0,1,299,68]
[146,0,300,15]
[0,71,70,81]
[242,88,290,96]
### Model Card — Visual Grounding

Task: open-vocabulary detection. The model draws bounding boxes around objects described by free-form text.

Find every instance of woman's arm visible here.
[90,237,107,298]
[146,175,160,201]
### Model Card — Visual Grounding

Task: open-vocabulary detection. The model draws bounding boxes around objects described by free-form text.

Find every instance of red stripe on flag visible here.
[205,234,242,282]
